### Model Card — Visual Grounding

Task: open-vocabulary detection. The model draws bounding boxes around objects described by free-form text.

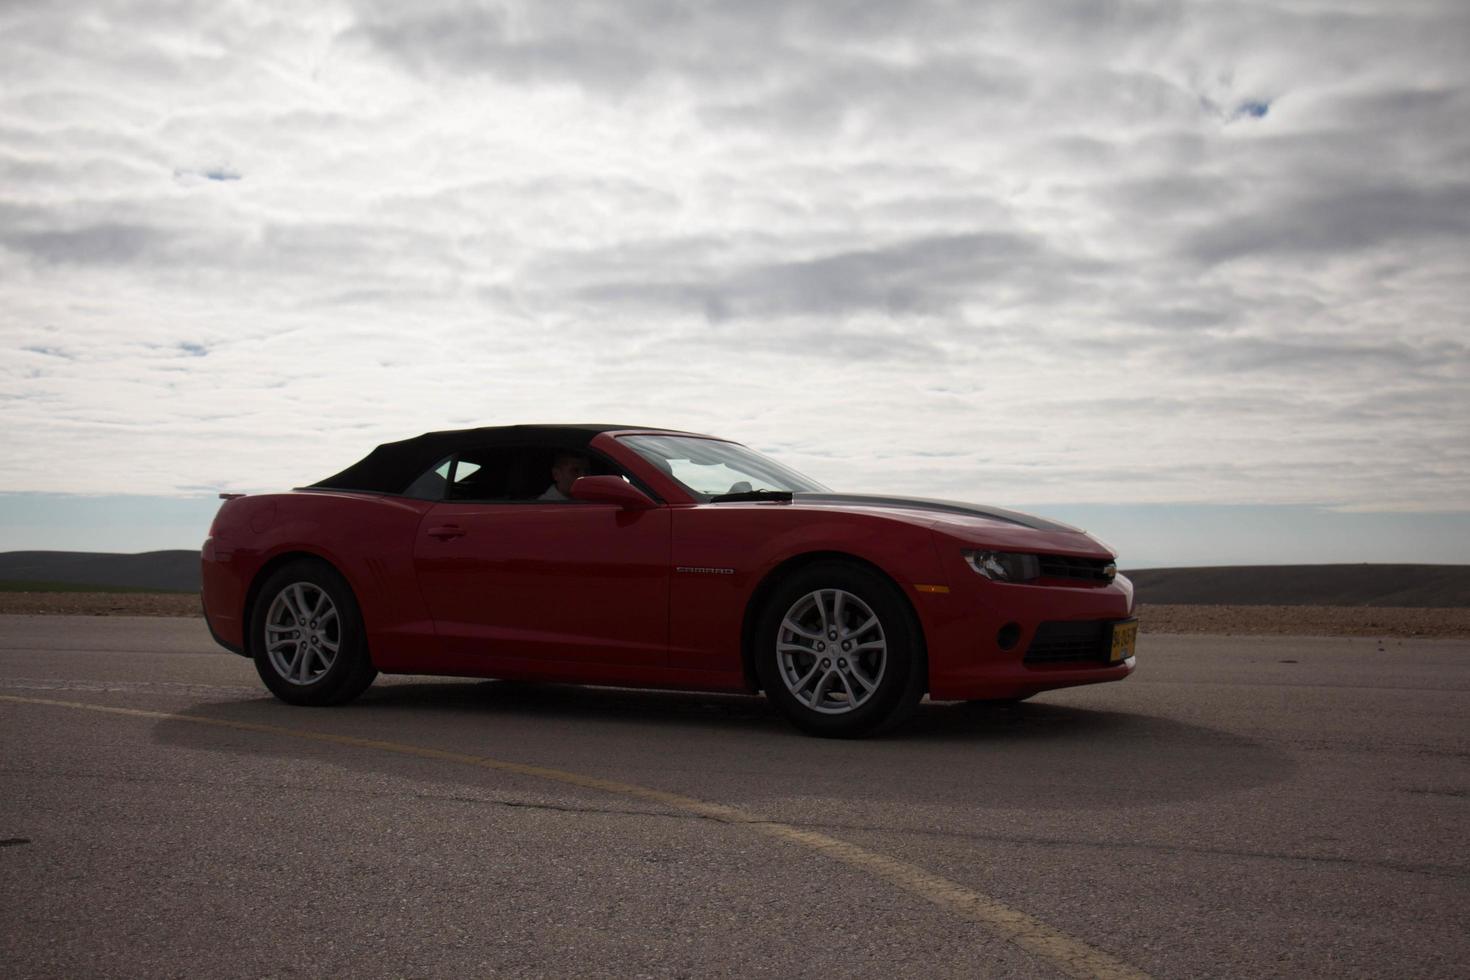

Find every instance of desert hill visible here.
[1,551,1467,607]
[0,550,200,593]
[1123,564,1470,608]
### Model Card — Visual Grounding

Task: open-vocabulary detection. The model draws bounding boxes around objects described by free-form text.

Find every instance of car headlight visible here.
[962,550,1041,582]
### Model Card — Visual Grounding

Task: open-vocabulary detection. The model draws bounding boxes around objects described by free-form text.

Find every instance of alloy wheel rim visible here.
[264,582,340,685]
[776,588,886,715]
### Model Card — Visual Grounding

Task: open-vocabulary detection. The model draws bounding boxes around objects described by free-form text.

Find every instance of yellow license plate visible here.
[1109,619,1139,663]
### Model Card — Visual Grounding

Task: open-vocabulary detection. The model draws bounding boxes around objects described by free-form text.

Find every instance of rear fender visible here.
[212,491,435,666]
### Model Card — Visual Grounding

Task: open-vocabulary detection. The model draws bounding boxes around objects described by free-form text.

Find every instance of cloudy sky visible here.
[2,0,1467,563]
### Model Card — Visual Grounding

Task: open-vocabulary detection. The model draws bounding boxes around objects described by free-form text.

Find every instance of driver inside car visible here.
[538,452,591,501]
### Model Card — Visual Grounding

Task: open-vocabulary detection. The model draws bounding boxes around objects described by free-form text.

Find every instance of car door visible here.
[411,447,671,666]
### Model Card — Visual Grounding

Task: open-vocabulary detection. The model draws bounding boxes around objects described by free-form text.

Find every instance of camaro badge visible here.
[676,566,736,575]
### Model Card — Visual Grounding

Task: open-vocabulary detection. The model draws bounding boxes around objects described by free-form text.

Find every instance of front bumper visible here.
[919,568,1137,701]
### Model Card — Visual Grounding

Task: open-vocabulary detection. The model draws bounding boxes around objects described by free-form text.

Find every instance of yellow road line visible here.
[1,693,1148,980]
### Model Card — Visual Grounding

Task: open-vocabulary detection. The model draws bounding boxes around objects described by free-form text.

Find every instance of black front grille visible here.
[1024,620,1111,665]
[1038,555,1113,583]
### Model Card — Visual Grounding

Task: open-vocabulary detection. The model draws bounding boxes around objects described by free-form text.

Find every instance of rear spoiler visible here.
[219,493,246,500]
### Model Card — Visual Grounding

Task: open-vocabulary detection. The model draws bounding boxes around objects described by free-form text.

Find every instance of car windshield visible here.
[621,435,828,500]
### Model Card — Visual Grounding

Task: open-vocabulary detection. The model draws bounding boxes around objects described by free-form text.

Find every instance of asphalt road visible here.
[1,616,1466,979]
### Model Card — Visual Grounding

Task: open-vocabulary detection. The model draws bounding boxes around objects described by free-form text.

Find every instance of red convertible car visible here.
[201,425,1137,736]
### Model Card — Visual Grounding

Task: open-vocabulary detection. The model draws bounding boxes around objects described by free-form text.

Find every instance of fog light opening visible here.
[996,623,1021,651]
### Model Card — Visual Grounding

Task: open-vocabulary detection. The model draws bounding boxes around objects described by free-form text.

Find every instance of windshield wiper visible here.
[708,489,794,503]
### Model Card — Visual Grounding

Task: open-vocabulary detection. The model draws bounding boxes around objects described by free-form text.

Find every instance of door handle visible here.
[427,524,466,540]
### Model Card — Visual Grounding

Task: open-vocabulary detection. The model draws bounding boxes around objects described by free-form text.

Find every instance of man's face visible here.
[553,455,590,494]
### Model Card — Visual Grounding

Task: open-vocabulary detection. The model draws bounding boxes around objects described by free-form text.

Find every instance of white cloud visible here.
[0,0,1467,516]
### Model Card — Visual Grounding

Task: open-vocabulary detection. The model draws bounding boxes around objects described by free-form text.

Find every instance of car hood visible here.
[791,493,1114,558]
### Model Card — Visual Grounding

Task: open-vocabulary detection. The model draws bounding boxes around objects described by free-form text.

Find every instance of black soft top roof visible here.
[310,424,669,493]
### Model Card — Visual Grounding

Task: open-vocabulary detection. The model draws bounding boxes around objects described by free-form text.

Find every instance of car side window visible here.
[402,457,488,500]
[401,445,657,504]
[430,446,614,503]
[444,451,505,501]
[401,458,453,500]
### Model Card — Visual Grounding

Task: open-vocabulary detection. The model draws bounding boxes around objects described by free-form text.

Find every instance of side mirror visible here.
[569,475,657,510]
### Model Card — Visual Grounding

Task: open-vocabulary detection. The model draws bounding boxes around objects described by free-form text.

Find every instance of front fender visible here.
[667,505,951,677]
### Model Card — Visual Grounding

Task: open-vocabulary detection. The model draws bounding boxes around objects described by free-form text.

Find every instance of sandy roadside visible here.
[0,593,1466,638]
[1137,603,1470,639]
[0,592,204,618]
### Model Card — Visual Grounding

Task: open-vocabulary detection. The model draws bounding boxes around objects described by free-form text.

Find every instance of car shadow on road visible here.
[149,679,1296,808]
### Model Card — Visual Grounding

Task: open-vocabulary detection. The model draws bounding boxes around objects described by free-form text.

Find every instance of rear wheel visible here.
[250,560,376,706]
[754,561,925,737]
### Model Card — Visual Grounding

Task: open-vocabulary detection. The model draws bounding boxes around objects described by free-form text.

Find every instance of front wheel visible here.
[754,561,925,737]
[250,560,377,706]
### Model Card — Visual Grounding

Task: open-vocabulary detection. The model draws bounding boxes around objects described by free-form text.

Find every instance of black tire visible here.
[753,561,926,738]
[249,559,377,706]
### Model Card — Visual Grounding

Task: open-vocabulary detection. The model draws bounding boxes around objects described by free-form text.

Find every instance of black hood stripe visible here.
[791,493,1080,534]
